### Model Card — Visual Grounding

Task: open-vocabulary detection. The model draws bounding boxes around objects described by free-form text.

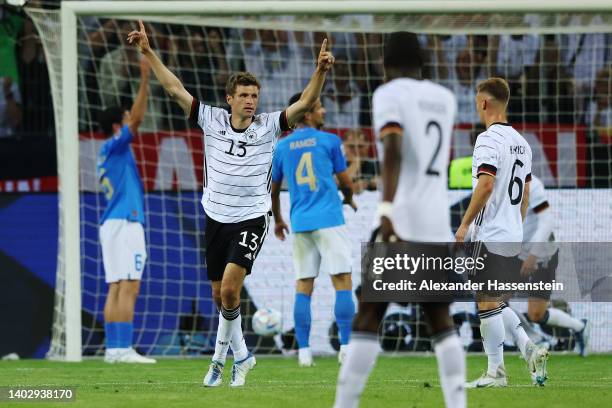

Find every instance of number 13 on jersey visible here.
[295,152,317,191]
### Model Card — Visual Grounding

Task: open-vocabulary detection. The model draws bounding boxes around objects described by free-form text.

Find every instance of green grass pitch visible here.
[1,354,611,407]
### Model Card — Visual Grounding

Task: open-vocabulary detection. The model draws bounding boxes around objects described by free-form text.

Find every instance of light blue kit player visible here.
[97,58,155,364]
[271,93,357,367]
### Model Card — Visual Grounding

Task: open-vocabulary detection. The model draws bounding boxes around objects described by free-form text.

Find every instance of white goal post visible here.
[55,0,612,362]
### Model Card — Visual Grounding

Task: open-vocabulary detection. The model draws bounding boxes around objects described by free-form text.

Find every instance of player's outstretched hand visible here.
[275,221,290,241]
[127,20,151,54]
[380,216,397,243]
[317,38,335,72]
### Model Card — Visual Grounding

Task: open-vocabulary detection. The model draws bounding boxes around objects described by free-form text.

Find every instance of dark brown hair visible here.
[476,77,510,105]
[225,72,261,96]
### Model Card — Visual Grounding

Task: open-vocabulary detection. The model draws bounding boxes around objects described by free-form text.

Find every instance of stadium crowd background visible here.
[0,1,611,188]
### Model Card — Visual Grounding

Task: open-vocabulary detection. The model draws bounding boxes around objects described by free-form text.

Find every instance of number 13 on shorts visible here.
[239,231,260,251]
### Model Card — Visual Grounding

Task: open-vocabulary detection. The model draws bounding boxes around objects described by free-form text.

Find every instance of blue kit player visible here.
[271,93,357,366]
[97,58,155,364]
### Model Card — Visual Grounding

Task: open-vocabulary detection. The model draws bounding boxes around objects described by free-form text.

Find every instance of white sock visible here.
[212,306,240,364]
[515,309,544,342]
[334,332,380,408]
[545,308,585,332]
[479,307,505,377]
[230,313,249,362]
[501,306,531,358]
[434,333,466,408]
[298,347,313,362]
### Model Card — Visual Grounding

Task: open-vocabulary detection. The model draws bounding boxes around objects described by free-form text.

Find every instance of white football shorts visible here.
[100,219,147,283]
[293,224,352,280]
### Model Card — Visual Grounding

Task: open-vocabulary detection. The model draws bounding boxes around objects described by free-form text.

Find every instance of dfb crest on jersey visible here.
[245,131,257,143]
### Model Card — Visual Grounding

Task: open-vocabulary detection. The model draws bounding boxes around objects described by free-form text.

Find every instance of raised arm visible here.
[127,21,193,116]
[285,39,334,128]
[127,57,150,135]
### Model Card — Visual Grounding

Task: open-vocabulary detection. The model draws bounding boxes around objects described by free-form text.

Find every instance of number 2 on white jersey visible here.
[295,151,317,191]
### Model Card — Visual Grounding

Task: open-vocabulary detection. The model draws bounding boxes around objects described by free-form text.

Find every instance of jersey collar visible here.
[229,115,254,133]
[489,122,512,127]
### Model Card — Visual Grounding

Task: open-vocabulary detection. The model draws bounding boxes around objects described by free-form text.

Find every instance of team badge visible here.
[246,131,257,142]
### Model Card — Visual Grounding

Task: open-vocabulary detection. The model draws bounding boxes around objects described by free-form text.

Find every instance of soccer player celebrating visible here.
[334,32,466,408]
[271,93,356,367]
[519,175,590,356]
[127,21,334,387]
[97,57,156,364]
[455,77,548,387]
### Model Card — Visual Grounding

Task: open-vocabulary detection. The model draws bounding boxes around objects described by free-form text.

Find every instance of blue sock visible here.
[334,290,355,345]
[116,322,134,348]
[294,293,312,349]
[105,322,118,349]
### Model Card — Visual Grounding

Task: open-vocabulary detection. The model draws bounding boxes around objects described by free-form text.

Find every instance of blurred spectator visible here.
[354,30,384,126]
[587,66,612,129]
[431,35,468,87]
[447,49,484,125]
[494,34,541,122]
[243,26,303,113]
[98,20,164,132]
[164,26,229,130]
[0,7,23,81]
[294,30,325,89]
[586,67,612,132]
[541,34,575,124]
[17,17,54,138]
[343,129,378,192]
[0,76,22,138]
[79,19,125,131]
[322,59,361,130]
[560,15,610,123]
[586,67,612,187]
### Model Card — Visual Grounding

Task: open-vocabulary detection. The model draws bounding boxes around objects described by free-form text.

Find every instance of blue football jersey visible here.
[272,127,347,233]
[97,125,145,225]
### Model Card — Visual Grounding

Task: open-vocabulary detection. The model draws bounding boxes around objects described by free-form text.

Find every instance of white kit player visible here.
[519,175,590,356]
[334,32,466,408]
[128,21,335,387]
[455,77,549,387]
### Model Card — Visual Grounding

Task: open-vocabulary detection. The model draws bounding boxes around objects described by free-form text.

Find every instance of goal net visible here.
[27,1,612,360]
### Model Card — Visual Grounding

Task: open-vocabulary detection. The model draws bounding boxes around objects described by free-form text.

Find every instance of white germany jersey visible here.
[471,123,532,256]
[372,78,457,242]
[190,99,289,223]
[521,175,558,260]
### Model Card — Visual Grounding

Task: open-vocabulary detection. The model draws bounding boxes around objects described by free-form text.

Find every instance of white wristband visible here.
[377,201,393,219]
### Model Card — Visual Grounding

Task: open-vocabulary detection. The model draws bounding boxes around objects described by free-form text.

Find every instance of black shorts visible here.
[363,226,452,306]
[204,213,269,281]
[470,242,522,297]
[526,250,559,299]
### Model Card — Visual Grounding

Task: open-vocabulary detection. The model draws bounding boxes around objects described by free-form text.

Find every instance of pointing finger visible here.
[139,20,145,33]
[319,38,327,55]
